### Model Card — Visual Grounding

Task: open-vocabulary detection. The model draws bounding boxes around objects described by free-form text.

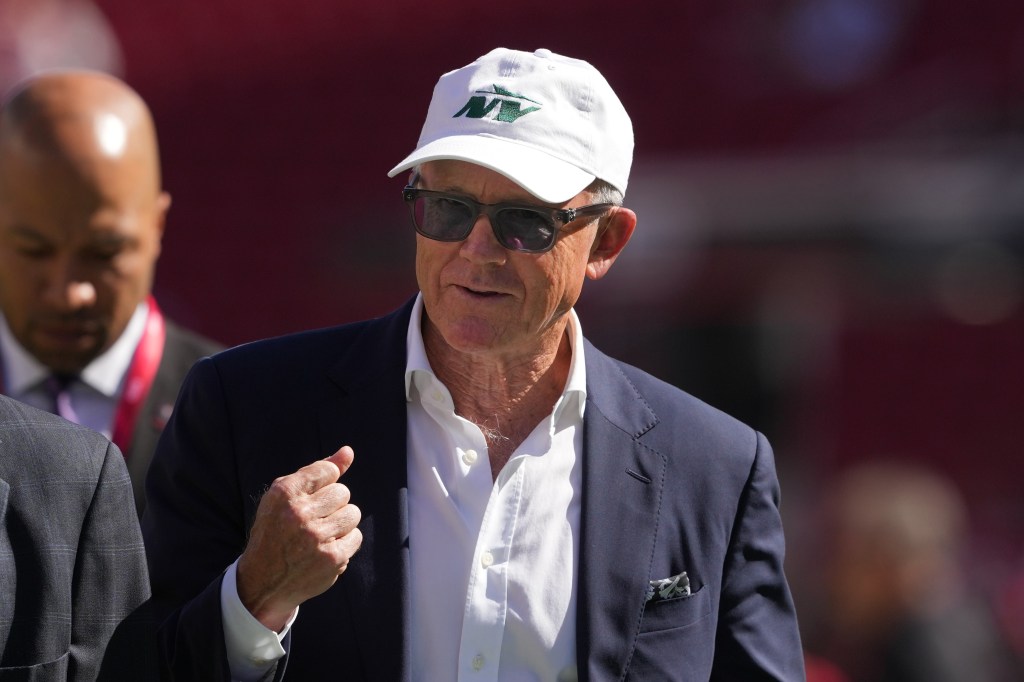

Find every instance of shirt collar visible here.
[0,302,150,397]
[404,292,587,422]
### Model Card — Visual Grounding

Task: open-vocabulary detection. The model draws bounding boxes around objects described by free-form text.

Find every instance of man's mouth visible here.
[33,319,101,345]
[464,286,499,296]
[457,283,509,299]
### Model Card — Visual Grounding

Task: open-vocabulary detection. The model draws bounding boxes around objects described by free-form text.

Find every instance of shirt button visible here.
[462,449,478,465]
[431,390,444,402]
[472,654,486,671]
[480,551,494,568]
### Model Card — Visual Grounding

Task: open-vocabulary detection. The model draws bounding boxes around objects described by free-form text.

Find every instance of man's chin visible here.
[28,336,104,375]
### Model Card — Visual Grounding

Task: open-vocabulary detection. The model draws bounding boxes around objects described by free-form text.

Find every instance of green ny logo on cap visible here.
[453,85,541,123]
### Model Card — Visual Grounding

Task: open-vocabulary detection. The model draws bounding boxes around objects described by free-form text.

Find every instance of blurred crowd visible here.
[796,461,1024,681]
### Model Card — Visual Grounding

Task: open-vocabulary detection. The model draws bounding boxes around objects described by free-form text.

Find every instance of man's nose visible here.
[42,262,97,310]
[459,214,508,265]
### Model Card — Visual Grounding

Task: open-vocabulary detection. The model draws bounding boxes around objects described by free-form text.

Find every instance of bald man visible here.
[0,70,221,515]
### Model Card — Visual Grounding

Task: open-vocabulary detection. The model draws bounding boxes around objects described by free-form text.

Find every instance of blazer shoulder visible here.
[164,320,224,361]
[207,300,413,380]
[0,393,110,444]
[583,339,761,469]
[0,394,119,481]
[585,340,753,434]
[0,391,63,425]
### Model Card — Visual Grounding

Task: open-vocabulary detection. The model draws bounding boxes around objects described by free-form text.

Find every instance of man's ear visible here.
[153,190,171,256]
[586,207,636,281]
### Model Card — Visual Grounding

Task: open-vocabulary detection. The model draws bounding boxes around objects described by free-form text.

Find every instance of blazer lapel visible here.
[576,341,667,682]
[317,301,414,682]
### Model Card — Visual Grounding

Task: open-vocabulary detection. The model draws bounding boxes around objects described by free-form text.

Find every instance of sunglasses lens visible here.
[413,196,475,241]
[407,189,559,253]
[494,208,556,252]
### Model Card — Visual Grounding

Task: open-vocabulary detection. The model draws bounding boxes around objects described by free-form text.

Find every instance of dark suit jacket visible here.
[126,321,222,516]
[143,299,805,681]
[0,394,150,681]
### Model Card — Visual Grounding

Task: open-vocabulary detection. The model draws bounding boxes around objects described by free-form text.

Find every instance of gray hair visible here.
[585,178,624,206]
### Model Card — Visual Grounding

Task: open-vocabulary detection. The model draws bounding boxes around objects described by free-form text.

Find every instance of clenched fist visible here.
[236,446,363,631]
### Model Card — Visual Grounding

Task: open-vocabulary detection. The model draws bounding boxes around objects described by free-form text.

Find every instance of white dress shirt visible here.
[0,304,149,437]
[223,294,586,682]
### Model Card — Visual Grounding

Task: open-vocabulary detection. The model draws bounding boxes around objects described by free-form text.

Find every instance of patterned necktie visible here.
[45,374,80,424]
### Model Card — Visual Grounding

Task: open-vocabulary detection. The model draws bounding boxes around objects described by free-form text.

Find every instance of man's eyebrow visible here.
[4,224,135,249]
[88,230,132,245]
[6,224,47,241]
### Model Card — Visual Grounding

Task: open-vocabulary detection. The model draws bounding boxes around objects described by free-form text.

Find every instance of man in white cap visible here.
[142,48,805,680]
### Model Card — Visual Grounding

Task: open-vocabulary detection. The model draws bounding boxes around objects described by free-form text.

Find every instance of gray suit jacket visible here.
[0,395,149,681]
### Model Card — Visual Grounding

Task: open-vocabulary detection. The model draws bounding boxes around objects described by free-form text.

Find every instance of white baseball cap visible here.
[387,47,633,203]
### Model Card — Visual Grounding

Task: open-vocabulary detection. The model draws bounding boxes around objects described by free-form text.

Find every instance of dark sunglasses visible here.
[402,185,614,254]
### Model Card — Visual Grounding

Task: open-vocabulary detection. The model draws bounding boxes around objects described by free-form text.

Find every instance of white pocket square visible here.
[646,571,690,602]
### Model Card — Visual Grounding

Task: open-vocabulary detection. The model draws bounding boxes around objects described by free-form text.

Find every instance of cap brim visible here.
[387,135,595,204]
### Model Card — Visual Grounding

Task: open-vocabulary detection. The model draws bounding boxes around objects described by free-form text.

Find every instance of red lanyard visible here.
[110,295,166,455]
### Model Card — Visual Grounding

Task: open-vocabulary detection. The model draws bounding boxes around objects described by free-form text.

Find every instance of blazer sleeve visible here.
[141,357,258,681]
[73,439,151,681]
[711,432,805,680]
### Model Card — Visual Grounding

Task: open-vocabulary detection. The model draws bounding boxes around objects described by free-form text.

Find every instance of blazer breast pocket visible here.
[0,651,69,681]
[638,585,711,633]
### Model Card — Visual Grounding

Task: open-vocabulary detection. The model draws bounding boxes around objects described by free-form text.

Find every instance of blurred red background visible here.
[4,0,1023,669]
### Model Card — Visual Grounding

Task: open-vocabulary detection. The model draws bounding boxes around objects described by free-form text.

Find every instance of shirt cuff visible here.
[220,559,298,681]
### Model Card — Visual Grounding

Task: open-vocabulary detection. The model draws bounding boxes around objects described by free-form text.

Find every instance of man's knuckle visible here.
[346,527,364,551]
[269,476,304,501]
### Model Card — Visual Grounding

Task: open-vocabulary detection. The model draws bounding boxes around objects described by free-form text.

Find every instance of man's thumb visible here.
[325,445,354,477]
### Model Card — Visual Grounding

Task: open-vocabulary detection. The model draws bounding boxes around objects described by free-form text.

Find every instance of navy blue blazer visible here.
[142,298,804,681]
